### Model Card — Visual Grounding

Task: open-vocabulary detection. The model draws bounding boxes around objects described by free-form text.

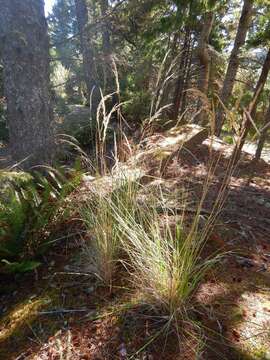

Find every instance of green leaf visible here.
[2,259,41,273]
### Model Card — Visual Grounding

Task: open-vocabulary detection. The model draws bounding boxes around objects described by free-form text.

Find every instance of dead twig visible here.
[38,309,88,315]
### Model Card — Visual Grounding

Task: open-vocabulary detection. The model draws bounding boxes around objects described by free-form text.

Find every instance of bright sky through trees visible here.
[45,0,55,15]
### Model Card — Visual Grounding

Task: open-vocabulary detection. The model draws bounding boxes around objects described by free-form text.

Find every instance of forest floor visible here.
[0,133,270,360]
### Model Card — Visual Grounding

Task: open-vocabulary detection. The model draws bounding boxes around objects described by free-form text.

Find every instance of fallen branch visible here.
[38,309,88,315]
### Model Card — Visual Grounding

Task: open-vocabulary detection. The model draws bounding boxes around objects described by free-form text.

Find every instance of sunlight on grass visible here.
[80,177,139,288]
[0,297,50,343]
[112,195,224,319]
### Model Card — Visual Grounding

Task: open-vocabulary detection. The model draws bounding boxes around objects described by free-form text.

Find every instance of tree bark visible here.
[0,0,55,169]
[100,0,119,120]
[74,0,99,109]
[181,37,194,114]
[197,12,214,96]
[215,0,254,136]
[196,11,214,125]
[100,0,113,91]
[171,27,191,122]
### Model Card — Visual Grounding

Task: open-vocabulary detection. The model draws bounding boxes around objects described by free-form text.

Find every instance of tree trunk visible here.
[215,0,254,136]
[250,50,270,118]
[196,11,214,125]
[0,0,55,169]
[100,0,113,91]
[181,37,194,114]
[75,0,99,109]
[197,12,214,96]
[233,49,270,161]
[171,27,191,122]
[100,0,119,120]
[255,102,270,160]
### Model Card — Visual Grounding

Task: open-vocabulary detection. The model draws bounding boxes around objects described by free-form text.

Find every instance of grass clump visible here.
[113,194,221,320]
[80,165,229,344]
[103,186,229,358]
[80,177,138,289]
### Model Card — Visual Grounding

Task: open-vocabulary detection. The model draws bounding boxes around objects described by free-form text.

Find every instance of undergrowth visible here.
[76,87,236,356]
[0,167,82,273]
[79,170,230,356]
[0,81,237,357]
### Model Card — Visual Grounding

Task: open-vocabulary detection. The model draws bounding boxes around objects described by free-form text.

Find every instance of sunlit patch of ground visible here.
[0,297,50,343]
[196,280,230,306]
[0,295,51,360]
[231,290,270,359]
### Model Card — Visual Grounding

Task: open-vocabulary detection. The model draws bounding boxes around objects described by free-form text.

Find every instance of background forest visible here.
[48,0,270,150]
[0,0,270,163]
[0,0,270,359]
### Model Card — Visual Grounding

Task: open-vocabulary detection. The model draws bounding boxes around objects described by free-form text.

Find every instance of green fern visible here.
[0,167,81,273]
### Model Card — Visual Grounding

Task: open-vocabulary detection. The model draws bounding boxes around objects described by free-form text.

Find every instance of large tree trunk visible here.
[0,0,55,169]
[196,11,214,125]
[215,0,254,136]
[75,0,99,110]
